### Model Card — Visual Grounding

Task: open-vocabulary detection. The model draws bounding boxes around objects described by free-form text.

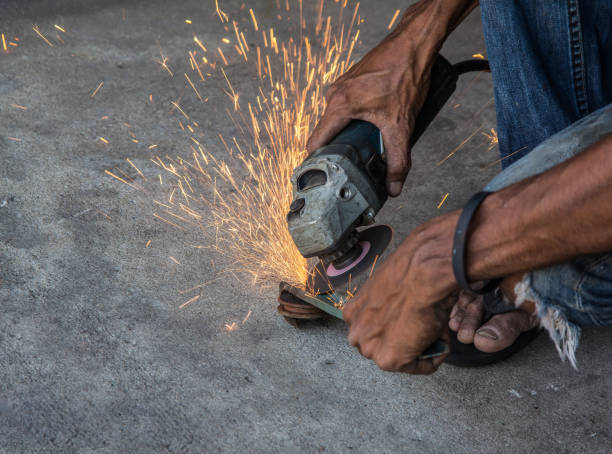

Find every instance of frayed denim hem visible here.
[514,275,581,369]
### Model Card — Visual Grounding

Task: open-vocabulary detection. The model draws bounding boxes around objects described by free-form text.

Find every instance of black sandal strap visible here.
[452,191,501,295]
[483,288,516,315]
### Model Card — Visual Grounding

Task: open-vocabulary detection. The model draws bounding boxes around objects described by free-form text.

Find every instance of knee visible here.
[528,253,612,327]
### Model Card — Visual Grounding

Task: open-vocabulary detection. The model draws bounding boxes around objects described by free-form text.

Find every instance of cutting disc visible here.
[308,224,392,293]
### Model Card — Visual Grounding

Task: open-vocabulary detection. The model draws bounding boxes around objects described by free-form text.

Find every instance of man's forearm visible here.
[467,133,612,281]
[406,133,612,304]
[388,0,479,56]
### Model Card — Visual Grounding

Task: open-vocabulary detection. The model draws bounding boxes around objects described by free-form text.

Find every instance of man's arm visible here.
[422,132,612,296]
[306,0,478,196]
[343,132,612,374]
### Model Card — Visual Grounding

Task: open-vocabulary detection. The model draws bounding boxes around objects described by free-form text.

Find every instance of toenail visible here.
[476,328,498,340]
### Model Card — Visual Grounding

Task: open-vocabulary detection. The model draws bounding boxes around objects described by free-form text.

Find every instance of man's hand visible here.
[306,0,478,196]
[343,214,459,374]
[306,35,433,197]
[344,128,612,374]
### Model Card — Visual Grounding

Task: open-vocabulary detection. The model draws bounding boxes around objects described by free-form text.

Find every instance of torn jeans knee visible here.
[481,105,612,367]
[513,253,612,368]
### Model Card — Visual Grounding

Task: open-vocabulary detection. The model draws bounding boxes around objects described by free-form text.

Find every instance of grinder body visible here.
[287,55,459,264]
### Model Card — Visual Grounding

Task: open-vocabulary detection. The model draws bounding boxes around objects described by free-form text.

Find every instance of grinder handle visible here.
[411,54,458,145]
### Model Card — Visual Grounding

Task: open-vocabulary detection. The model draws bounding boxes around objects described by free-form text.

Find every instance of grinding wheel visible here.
[308,224,392,294]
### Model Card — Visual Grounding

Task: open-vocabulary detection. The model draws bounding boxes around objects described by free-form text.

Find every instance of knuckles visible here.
[374,353,409,372]
[325,84,350,107]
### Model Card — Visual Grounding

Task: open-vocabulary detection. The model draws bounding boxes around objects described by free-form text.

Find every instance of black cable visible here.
[453,59,490,75]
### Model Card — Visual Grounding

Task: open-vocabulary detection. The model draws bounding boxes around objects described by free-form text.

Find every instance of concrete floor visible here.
[1,1,611,452]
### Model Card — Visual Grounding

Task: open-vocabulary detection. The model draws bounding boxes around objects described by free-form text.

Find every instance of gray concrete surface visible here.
[1,1,611,453]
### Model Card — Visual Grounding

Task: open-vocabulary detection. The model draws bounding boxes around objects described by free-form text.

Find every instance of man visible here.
[307,0,612,374]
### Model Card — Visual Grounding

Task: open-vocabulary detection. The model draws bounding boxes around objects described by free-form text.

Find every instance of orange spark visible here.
[193,36,207,53]
[438,126,482,165]
[482,128,498,150]
[184,73,203,101]
[485,146,528,168]
[11,104,27,110]
[110,0,364,291]
[218,47,228,65]
[54,24,66,33]
[99,137,109,144]
[170,101,190,119]
[179,294,200,309]
[221,67,239,110]
[1,33,7,51]
[225,322,239,332]
[96,210,112,220]
[368,255,380,279]
[472,53,485,59]
[241,310,252,324]
[32,25,53,47]
[126,158,145,178]
[437,192,449,209]
[215,0,229,23]
[104,169,140,190]
[387,9,401,30]
[249,8,259,31]
[155,50,174,76]
[90,82,104,98]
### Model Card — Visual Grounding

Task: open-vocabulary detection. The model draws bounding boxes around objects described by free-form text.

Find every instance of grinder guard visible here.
[287,123,386,259]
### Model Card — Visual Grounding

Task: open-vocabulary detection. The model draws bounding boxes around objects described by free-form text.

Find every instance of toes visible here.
[448,308,462,331]
[448,291,480,332]
[474,311,534,353]
[456,297,485,344]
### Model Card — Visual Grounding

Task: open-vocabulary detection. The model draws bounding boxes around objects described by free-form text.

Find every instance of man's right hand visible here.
[306,0,478,197]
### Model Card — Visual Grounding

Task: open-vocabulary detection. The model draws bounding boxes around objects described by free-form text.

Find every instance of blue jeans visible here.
[480,0,612,167]
[478,1,612,366]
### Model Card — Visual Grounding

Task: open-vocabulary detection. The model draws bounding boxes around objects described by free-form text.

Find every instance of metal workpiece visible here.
[277,282,449,359]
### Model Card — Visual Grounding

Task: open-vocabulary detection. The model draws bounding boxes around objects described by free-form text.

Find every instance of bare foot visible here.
[448,291,538,353]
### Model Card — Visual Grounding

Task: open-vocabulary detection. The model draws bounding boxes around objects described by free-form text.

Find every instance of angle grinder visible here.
[280,55,489,319]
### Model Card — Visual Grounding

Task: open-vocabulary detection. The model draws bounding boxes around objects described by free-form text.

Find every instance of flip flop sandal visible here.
[445,288,541,367]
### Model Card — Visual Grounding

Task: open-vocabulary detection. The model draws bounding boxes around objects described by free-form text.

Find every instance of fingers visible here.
[306,109,351,155]
[380,125,411,196]
[348,331,449,375]
[396,328,451,375]
[399,353,448,375]
[310,118,413,197]
[358,348,447,375]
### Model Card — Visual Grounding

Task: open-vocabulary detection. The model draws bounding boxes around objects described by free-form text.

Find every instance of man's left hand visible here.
[343,214,459,374]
